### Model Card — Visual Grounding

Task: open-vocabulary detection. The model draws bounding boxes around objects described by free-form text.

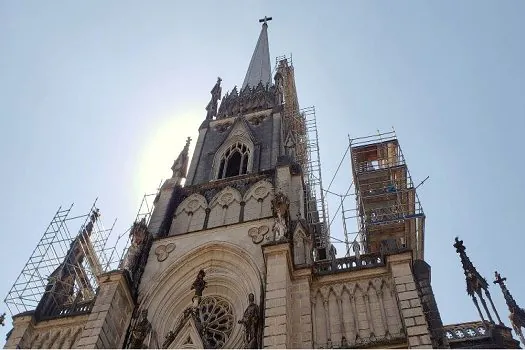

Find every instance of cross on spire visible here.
[259,16,272,25]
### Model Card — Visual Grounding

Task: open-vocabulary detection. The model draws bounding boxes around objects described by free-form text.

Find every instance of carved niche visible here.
[270,192,290,242]
[293,224,313,266]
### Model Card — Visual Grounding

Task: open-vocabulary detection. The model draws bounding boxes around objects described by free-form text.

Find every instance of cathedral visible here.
[3,17,525,349]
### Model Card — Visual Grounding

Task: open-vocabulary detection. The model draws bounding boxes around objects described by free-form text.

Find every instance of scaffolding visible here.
[347,129,426,260]
[275,55,330,257]
[4,193,157,319]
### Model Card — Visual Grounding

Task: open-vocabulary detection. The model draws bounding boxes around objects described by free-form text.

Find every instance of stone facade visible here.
[4,20,522,350]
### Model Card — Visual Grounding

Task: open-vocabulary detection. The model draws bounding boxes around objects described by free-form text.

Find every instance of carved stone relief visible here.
[248,225,269,244]
[155,243,176,262]
[312,277,403,348]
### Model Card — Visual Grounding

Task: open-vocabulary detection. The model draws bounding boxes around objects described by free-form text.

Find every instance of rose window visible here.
[198,296,235,349]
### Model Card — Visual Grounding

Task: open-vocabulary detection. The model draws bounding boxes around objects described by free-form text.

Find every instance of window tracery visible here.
[198,296,235,349]
[217,142,251,179]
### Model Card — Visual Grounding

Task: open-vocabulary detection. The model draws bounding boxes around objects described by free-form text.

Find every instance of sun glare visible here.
[134,109,201,201]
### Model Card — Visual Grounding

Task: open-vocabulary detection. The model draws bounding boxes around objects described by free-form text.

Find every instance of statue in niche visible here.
[191,269,207,307]
[129,309,152,349]
[271,192,290,241]
[238,293,260,348]
[206,77,222,120]
[122,218,148,272]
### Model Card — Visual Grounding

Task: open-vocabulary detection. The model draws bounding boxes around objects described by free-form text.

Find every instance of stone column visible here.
[4,313,35,348]
[148,181,185,238]
[388,252,433,348]
[185,126,208,186]
[363,294,375,337]
[75,271,134,349]
[262,243,293,348]
[412,260,447,348]
[336,296,346,342]
[377,289,390,336]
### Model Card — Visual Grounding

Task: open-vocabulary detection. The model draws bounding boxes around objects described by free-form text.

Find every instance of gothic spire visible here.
[242,17,272,90]
[171,137,191,185]
[494,271,525,344]
[453,237,503,325]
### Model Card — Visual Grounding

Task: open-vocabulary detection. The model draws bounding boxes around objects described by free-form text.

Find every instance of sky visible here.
[1,0,524,344]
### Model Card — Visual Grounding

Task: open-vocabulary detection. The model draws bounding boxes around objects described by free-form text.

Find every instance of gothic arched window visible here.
[217,142,251,179]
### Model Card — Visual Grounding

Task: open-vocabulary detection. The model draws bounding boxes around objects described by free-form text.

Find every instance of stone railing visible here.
[313,253,384,275]
[41,299,96,320]
[444,321,490,342]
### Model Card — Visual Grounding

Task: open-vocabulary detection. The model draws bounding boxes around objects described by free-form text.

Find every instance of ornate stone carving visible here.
[248,225,269,244]
[218,192,235,206]
[214,121,233,133]
[217,82,277,119]
[494,271,525,344]
[206,77,222,120]
[238,293,260,349]
[162,296,234,349]
[253,185,269,199]
[171,137,191,185]
[122,218,150,273]
[129,309,152,349]
[271,192,290,242]
[191,270,207,307]
[247,114,266,126]
[154,243,176,262]
[199,296,235,348]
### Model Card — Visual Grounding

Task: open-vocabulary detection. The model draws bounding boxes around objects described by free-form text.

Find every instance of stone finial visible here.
[453,237,503,325]
[493,271,525,344]
[205,77,222,120]
[0,312,5,326]
[453,237,488,295]
[171,137,191,185]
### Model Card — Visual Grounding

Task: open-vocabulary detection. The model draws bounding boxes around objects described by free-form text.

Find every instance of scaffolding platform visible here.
[347,130,425,260]
[4,193,157,319]
[275,55,331,259]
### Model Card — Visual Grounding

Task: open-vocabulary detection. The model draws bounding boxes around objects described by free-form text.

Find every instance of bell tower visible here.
[127,17,325,349]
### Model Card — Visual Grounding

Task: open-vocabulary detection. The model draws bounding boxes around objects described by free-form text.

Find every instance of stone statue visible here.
[171,137,191,185]
[272,215,287,241]
[271,192,290,241]
[238,293,259,348]
[129,309,152,349]
[0,312,5,326]
[191,269,207,297]
[206,77,222,120]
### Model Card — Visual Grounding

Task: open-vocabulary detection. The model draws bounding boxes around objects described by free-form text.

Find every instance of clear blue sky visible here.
[1,0,524,343]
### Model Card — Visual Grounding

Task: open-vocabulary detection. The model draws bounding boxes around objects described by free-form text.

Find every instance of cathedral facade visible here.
[4,19,524,349]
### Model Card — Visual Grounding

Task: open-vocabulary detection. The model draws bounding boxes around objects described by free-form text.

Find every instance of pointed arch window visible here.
[217,142,251,179]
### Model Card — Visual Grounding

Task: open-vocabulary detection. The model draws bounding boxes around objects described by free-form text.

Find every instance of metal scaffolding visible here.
[348,129,426,260]
[4,193,157,318]
[275,55,330,256]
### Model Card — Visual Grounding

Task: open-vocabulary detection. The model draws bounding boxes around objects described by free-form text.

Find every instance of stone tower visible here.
[4,17,523,350]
